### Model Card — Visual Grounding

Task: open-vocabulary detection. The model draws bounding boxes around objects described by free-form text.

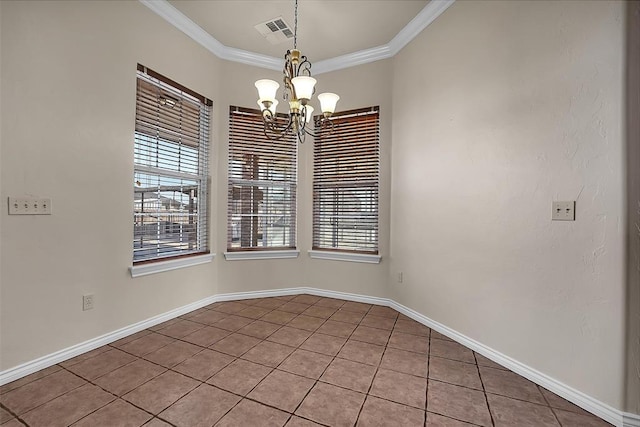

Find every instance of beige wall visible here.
[0,0,393,371]
[390,0,626,408]
[212,53,393,298]
[0,0,223,370]
[300,61,392,299]
[626,0,640,415]
[0,0,634,416]
[214,61,307,294]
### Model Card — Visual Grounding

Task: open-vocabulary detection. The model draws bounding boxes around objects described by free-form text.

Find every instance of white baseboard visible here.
[214,287,309,302]
[301,287,628,427]
[0,286,634,427]
[624,412,640,427]
[298,287,390,306]
[383,300,623,426]
[0,294,221,385]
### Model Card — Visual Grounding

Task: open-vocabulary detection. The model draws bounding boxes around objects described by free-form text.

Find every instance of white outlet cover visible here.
[83,294,94,311]
[552,201,575,221]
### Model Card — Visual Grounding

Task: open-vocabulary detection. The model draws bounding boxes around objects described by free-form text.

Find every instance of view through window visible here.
[133,65,211,263]
[313,106,380,253]
[227,106,297,251]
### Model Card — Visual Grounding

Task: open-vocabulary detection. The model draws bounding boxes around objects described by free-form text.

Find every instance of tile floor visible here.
[0,294,612,427]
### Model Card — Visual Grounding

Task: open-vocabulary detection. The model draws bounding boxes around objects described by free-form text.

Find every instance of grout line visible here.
[483,390,567,409]
[59,365,177,427]
[425,329,431,427]
[280,298,372,424]
[0,402,29,427]
[2,372,88,424]
[244,295,339,425]
[539,383,566,426]
[474,351,496,427]
[280,303,340,420]
[426,409,487,427]
[200,298,436,422]
[4,294,596,427]
[353,307,401,426]
[0,366,63,395]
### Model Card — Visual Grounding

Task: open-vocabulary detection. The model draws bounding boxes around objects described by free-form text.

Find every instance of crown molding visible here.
[139,0,282,71]
[139,0,225,57]
[139,0,455,74]
[388,0,456,55]
[221,46,282,71]
[313,45,393,75]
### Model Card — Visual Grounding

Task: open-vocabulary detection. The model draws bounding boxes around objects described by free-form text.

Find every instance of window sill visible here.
[308,250,381,264]
[130,253,215,278]
[224,250,300,261]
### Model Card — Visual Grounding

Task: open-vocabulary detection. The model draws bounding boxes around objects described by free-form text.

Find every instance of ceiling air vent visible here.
[254,17,294,45]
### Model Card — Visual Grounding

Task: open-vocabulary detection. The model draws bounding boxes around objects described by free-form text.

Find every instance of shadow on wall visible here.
[625,0,640,417]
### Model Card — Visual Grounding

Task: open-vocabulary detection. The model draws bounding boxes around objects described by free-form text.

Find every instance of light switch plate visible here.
[552,201,575,221]
[8,197,52,215]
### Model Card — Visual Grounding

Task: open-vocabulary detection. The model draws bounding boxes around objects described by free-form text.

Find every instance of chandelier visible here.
[254,0,339,143]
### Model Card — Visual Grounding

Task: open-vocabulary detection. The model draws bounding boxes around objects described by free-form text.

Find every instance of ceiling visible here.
[166,0,430,62]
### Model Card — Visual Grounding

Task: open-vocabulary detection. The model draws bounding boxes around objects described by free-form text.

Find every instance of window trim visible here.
[308,250,381,264]
[130,253,215,278]
[223,250,300,261]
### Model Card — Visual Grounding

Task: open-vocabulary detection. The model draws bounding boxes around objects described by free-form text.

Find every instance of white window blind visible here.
[313,106,380,254]
[227,106,297,251]
[133,64,211,263]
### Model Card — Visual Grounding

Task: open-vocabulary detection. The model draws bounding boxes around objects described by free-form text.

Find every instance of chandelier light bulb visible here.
[291,76,317,101]
[255,79,279,103]
[318,93,340,114]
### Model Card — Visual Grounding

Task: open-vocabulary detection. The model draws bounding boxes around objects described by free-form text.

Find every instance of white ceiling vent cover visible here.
[254,17,294,45]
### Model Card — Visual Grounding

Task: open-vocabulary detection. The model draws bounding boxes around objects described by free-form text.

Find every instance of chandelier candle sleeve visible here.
[258,99,278,115]
[304,105,314,123]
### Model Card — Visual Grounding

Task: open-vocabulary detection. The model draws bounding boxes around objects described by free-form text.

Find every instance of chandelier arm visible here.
[324,117,336,133]
[312,117,335,133]
[302,126,319,139]
[262,123,293,141]
[296,55,312,77]
[301,117,335,139]
[261,109,296,141]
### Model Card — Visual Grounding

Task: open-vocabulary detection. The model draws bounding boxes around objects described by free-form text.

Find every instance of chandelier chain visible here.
[293,0,298,49]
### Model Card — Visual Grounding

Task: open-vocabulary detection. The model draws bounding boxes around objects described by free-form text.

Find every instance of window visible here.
[133,64,211,264]
[227,106,297,251]
[313,106,380,254]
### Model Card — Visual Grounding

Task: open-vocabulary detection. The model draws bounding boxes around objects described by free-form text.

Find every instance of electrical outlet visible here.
[397,272,403,283]
[83,294,94,311]
[552,201,575,221]
[8,197,52,215]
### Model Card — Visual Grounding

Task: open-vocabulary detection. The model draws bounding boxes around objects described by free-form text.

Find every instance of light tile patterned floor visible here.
[0,294,612,426]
